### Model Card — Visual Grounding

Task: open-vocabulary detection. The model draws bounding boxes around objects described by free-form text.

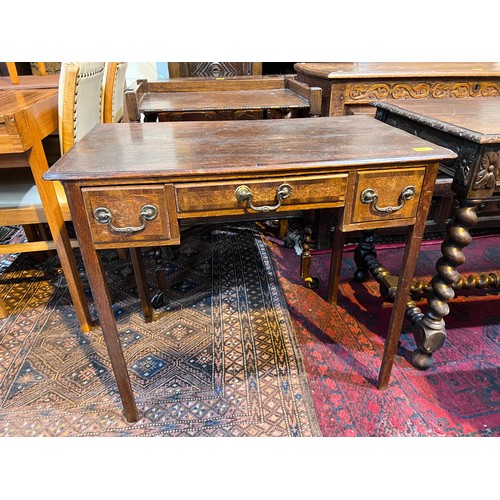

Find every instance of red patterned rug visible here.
[0,225,320,436]
[267,233,500,436]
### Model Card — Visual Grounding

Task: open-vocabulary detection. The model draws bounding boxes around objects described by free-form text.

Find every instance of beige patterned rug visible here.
[0,224,320,436]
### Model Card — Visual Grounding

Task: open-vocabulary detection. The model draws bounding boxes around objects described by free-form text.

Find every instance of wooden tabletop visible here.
[374,97,500,143]
[0,74,60,91]
[0,88,58,123]
[44,115,456,182]
[138,88,310,113]
[294,62,500,79]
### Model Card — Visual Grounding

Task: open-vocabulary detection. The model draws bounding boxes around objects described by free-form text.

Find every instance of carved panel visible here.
[379,108,500,198]
[345,81,500,103]
[474,149,500,192]
[192,62,240,77]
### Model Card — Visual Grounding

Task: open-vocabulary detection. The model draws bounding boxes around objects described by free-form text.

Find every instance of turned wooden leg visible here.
[300,226,319,289]
[411,198,481,370]
[353,229,377,282]
[153,246,167,293]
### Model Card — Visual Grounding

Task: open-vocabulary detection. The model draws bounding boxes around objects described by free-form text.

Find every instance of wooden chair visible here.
[1,62,156,325]
[102,62,128,123]
[0,62,106,328]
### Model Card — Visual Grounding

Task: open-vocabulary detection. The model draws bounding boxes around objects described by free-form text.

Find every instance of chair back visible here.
[102,62,128,123]
[58,62,105,155]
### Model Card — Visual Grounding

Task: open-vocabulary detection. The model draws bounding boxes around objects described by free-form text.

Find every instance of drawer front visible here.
[175,174,348,216]
[349,167,425,224]
[82,185,180,246]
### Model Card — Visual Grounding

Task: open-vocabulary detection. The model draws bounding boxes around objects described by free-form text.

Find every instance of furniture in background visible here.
[370,97,500,371]
[294,62,500,247]
[294,62,500,116]
[0,62,60,91]
[167,62,262,78]
[126,74,323,296]
[0,88,91,328]
[102,62,128,123]
[0,62,129,328]
[125,75,322,122]
[43,115,455,422]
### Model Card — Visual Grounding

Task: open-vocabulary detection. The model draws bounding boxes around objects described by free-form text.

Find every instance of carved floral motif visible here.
[346,81,500,102]
[474,150,500,190]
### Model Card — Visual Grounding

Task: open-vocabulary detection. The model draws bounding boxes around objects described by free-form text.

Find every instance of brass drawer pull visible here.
[360,185,416,213]
[93,204,158,234]
[235,183,293,212]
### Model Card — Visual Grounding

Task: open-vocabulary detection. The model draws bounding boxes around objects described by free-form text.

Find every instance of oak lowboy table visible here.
[373,97,500,370]
[294,62,500,117]
[44,116,455,422]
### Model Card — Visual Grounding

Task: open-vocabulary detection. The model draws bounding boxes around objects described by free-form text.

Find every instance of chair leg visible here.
[29,140,93,332]
[0,296,7,319]
[6,62,19,84]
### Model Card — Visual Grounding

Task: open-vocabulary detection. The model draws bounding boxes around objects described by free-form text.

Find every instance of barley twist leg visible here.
[411,199,481,369]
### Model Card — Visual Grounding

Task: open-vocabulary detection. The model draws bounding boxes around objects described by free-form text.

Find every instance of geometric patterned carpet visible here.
[0,224,320,436]
[267,232,500,437]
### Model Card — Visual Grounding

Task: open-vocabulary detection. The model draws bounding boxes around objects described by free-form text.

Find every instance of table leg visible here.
[64,184,139,423]
[327,226,345,305]
[129,247,153,323]
[83,244,140,422]
[378,223,427,389]
[411,198,481,370]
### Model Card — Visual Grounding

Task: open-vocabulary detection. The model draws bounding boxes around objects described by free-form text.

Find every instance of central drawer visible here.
[175,173,348,217]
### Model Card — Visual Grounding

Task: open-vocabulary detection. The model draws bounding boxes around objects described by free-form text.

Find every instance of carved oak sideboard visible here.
[294,62,500,116]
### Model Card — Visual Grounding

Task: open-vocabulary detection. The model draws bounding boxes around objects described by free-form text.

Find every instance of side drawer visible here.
[175,174,348,217]
[82,185,180,247]
[347,167,425,225]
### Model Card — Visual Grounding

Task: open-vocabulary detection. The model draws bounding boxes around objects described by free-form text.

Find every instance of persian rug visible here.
[267,232,500,437]
[0,224,320,437]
